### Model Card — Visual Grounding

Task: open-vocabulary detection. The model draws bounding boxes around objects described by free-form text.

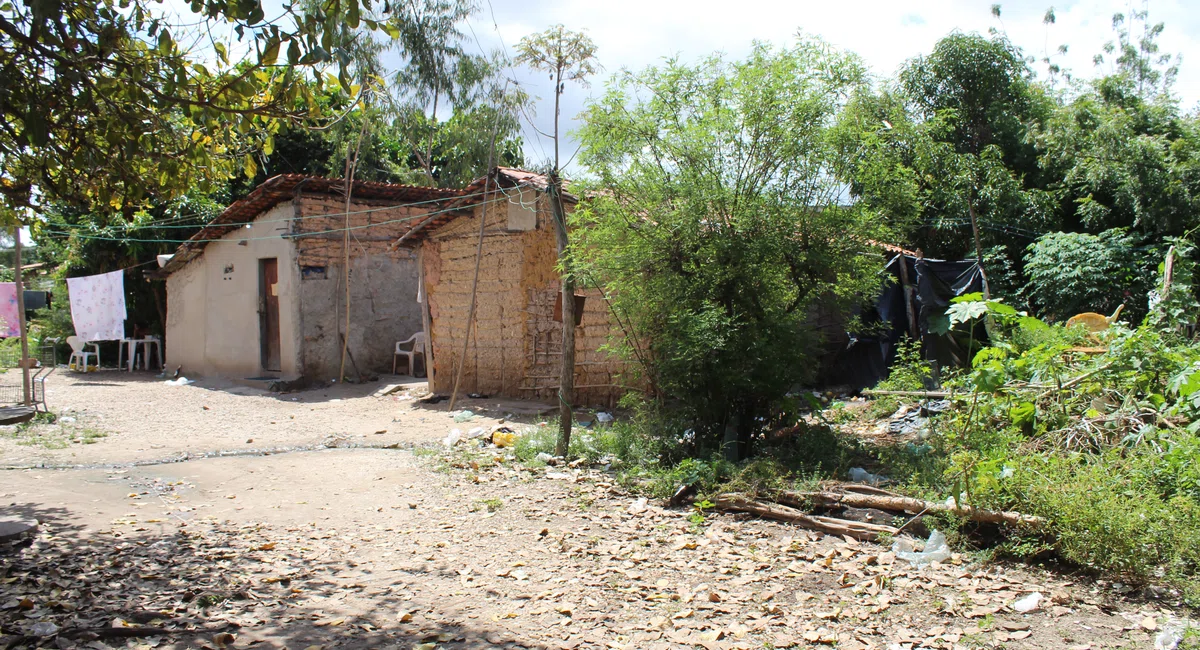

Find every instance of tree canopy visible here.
[575,38,893,457]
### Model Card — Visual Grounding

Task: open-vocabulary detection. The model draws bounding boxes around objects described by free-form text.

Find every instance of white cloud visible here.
[464,0,1200,171]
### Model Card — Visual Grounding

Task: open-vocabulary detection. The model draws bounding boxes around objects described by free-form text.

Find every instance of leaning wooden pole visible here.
[338,114,370,383]
[446,84,506,411]
[447,172,492,412]
[12,227,30,406]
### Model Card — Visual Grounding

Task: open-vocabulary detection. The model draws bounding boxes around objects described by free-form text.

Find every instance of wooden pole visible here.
[338,114,369,383]
[446,82,506,411]
[895,254,918,339]
[12,226,30,406]
[418,244,434,391]
[447,172,492,411]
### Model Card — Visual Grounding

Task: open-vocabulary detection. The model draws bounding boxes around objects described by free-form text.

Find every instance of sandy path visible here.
[0,377,1188,649]
[0,371,544,468]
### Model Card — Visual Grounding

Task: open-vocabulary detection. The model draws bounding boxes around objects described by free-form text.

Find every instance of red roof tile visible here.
[159,175,465,275]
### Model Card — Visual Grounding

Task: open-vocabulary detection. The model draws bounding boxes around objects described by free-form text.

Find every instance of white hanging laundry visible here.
[67,270,127,341]
[0,283,19,337]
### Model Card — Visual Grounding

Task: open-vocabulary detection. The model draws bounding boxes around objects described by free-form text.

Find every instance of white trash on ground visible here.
[1012,591,1043,613]
[892,530,951,567]
[1155,616,1191,650]
[848,467,886,486]
[452,410,475,422]
[164,377,194,386]
[628,497,648,515]
[442,428,463,447]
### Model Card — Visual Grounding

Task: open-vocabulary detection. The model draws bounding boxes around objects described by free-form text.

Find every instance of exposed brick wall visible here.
[293,193,431,266]
[423,191,627,407]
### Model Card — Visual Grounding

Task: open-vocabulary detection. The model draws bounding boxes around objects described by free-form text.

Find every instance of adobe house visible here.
[401,168,627,407]
[158,174,465,380]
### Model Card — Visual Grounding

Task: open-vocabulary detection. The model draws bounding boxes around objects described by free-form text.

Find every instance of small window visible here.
[301,266,327,280]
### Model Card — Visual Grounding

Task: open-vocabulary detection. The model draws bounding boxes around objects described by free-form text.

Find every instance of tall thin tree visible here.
[515,25,598,458]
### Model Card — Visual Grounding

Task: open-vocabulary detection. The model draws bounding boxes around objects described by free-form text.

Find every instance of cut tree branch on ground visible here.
[774,490,1045,528]
[712,494,899,542]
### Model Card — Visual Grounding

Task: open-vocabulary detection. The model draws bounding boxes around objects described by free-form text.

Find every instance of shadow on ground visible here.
[0,503,543,649]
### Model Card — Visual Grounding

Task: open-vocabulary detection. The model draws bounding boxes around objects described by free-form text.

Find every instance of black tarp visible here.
[824,255,986,390]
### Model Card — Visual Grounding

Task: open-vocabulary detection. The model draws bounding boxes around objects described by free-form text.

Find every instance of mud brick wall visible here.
[423,191,627,407]
[292,193,429,265]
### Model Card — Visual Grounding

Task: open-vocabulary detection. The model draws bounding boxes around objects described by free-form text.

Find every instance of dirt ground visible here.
[0,371,545,468]
[0,372,1192,649]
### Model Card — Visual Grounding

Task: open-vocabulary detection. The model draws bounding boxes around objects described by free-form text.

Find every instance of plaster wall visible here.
[165,202,302,377]
[297,250,422,379]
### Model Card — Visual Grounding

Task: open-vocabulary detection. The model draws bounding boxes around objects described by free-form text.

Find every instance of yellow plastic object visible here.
[1064,312,1110,333]
[68,363,98,372]
[1065,304,1125,334]
[491,428,518,448]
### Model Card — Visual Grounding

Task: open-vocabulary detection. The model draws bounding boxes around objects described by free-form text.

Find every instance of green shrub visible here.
[574,38,893,458]
[1023,229,1156,322]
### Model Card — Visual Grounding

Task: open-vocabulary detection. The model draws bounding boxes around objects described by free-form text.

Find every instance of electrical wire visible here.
[37,192,517,244]
[43,187,496,235]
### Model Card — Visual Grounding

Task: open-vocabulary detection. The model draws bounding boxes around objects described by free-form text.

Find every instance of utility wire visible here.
[44,187,495,233]
[37,191,523,245]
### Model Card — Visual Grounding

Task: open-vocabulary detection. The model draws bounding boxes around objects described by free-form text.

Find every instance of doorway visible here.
[259,258,281,372]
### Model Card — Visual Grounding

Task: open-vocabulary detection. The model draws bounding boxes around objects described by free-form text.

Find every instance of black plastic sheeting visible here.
[825,255,985,390]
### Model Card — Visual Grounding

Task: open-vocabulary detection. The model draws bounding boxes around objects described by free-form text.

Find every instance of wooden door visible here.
[259,258,281,372]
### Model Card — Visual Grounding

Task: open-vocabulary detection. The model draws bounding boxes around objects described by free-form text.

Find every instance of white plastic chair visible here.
[393,332,427,376]
[66,336,99,372]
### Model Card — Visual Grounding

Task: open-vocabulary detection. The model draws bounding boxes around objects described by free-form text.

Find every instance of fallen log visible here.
[775,490,1044,528]
[712,494,899,542]
[862,389,955,398]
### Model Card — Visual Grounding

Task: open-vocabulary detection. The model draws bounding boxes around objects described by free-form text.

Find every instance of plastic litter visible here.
[887,411,930,436]
[628,497,648,514]
[892,530,951,567]
[442,428,463,447]
[1155,619,1187,650]
[848,467,886,486]
[31,622,58,637]
[467,427,487,439]
[1012,591,1043,613]
[492,428,518,448]
[596,412,614,425]
[452,410,475,422]
[164,377,194,386]
[920,399,952,416]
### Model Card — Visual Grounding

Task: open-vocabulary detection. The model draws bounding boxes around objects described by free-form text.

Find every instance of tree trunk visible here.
[966,200,990,299]
[12,227,30,406]
[551,174,575,457]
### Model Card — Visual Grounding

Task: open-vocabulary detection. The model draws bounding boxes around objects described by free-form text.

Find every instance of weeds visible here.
[0,411,108,449]
[471,498,503,513]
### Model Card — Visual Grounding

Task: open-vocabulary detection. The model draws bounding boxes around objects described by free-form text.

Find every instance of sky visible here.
[460,0,1200,171]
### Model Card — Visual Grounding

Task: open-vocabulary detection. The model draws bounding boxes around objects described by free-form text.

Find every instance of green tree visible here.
[1035,8,1199,240]
[834,32,1055,296]
[575,38,890,459]
[0,0,406,217]
[515,24,599,458]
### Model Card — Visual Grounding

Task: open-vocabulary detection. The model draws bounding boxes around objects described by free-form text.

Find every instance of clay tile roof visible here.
[159,174,465,275]
[391,168,578,247]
